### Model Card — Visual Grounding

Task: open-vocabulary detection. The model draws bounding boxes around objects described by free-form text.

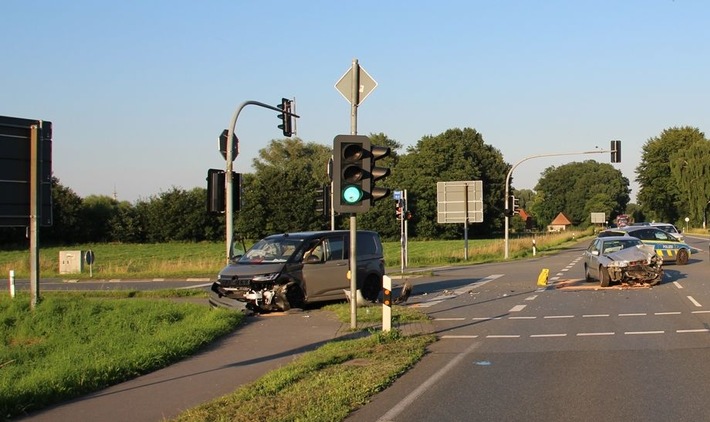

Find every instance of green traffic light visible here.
[342,185,363,204]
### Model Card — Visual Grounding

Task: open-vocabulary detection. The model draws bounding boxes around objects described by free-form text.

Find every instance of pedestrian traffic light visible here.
[369,143,391,205]
[611,140,621,163]
[206,169,241,214]
[395,199,403,219]
[315,184,330,217]
[277,98,293,137]
[333,135,370,213]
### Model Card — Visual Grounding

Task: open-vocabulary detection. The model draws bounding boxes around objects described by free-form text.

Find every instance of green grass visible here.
[0,230,591,280]
[173,328,435,422]
[0,292,244,420]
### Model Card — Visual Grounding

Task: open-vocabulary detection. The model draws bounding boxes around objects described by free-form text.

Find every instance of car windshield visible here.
[601,239,641,254]
[238,237,305,263]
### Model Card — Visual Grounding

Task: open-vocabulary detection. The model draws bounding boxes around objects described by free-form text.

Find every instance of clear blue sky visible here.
[3,1,708,203]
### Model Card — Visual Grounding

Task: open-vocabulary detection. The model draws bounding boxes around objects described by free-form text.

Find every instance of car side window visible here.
[653,230,670,241]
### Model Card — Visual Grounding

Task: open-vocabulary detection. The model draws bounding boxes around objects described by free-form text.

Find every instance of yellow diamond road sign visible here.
[335,65,377,106]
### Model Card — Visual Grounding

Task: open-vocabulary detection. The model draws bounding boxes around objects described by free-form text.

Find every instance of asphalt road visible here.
[348,235,710,422]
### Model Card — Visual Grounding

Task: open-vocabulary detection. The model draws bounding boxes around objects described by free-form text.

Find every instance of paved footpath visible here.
[18,309,347,422]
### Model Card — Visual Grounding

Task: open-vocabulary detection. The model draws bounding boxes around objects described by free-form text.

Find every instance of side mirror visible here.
[592,250,599,256]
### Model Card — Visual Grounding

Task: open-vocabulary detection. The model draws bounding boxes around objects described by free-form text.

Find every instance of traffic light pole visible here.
[224,100,299,262]
[504,148,612,259]
[348,59,360,330]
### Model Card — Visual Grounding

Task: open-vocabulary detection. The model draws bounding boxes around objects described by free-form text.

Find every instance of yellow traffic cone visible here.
[537,268,549,286]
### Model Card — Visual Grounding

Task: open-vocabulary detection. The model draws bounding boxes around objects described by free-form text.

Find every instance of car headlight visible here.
[252,272,280,282]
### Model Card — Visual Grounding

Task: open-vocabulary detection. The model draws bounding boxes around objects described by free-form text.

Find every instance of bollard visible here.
[9,270,15,298]
[537,268,549,287]
[532,238,537,256]
[382,275,392,332]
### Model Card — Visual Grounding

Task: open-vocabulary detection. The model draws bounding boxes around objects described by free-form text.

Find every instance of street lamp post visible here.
[504,148,611,259]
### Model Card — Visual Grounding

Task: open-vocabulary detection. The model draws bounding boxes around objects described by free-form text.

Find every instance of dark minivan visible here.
[209,230,385,312]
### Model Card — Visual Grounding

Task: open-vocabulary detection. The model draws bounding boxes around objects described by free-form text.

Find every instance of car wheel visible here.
[599,266,611,287]
[584,264,593,282]
[285,284,305,309]
[361,275,382,302]
[676,249,689,265]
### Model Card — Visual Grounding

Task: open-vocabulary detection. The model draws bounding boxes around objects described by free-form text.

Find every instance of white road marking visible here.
[487,335,520,338]
[677,329,710,333]
[509,305,527,312]
[577,332,615,336]
[509,316,537,320]
[654,312,681,316]
[687,296,702,307]
[625,331,664,335]
[376,341,483,422]
[692,310,710,314]
[525,295,538,301]
[530,333,567,338]
[543,315,574,319]
[434,318,466,321]
[674,281,683,289]
[440,335,479,339]
[583,314,610,318]
[414,274,503,308]
[619,313,647,317]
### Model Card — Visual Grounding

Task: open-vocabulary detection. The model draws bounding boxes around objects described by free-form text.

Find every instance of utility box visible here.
[59,250,84,274]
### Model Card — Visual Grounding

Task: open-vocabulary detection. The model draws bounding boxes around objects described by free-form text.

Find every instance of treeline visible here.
[2,125,707,248]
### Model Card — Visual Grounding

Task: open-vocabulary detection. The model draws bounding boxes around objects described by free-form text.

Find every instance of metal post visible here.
[349,58,360,329]
[224,100,299,262]
[29,125,40,309]
[464,184,469,260]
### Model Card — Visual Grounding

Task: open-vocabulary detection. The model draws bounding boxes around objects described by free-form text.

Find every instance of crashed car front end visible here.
[605,245,663,285]
[211,270,293,313]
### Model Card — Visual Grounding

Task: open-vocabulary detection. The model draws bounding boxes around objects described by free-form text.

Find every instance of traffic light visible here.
[504,194,514,217]
[512,196,520,215]
[611,140,621,163]
[315,184,330,217]
[277,98,293,137]
[333,135,370,213]
[206,169,241,214]
[369,144,391,205]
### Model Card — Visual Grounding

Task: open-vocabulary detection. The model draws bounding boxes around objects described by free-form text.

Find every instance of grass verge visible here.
[0,292,243,420]
[173,304,434,422]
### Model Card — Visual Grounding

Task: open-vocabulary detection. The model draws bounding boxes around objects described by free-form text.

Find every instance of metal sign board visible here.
[436,181,483,224]
[590,212,606,224]
[335,64,377,106]
[0,116,53,227]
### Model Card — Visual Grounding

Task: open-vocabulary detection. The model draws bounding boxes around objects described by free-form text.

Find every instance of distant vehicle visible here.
[599,226,694,265]
[650,222,684,241]
[210,230,385,313]
[614,214,630,228]
[582,236,663,287]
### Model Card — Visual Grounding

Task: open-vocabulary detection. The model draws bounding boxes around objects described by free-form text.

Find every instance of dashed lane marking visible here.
[688,296,702,307]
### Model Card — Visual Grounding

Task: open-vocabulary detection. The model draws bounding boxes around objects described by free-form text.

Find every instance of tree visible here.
[533,160,630,227]
[668,140,710,227]
[43,177,84,245]
[138,187,221,242]
[391,128,509,238]
[636,126,707,224]
[235,138,333,239]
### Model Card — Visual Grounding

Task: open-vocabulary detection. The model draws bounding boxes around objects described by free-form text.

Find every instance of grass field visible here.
[0,230,591,280]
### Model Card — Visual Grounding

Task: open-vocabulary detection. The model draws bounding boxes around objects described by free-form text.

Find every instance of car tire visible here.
[285,284,305,309]
[676,249,689,265]
[361,275,382,302]
[584,265,593,282]
[599,266,611,287]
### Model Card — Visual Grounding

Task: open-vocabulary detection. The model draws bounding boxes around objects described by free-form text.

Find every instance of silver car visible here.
[583,236,664,287]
